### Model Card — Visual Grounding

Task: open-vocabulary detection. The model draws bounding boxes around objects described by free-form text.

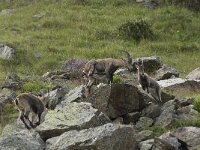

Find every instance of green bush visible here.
[113,75,124,84]
[194,95,200,113]
[118,19,154,42]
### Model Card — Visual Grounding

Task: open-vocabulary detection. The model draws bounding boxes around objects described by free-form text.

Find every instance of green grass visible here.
[194,94,200,113]
[144,117,200,136]
[0,0,199,81]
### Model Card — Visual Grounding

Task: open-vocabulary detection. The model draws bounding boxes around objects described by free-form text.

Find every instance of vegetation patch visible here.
[118,19,154,42]
[21,81,53,94]
[194,94,200,113]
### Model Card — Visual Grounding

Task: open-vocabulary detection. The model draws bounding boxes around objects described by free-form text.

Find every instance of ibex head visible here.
[122,51,134,72]
[82,59,96,78]
[135,59,144,74]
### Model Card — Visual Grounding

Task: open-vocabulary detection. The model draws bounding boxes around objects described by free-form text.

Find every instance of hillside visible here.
[0,0,199,81]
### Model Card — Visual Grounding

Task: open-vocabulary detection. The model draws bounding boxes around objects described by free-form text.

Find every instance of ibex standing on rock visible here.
[14,93,50,129]
[135,60,162,104]
[82,51,134,92]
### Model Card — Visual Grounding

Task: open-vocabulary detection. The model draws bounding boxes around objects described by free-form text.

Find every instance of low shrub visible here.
[113,75,124,84]
[118,19,154,42]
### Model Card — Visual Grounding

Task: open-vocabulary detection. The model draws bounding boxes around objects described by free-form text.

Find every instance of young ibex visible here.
[14,93,49,129]
[135,60,162,104]
[82,51,134,89]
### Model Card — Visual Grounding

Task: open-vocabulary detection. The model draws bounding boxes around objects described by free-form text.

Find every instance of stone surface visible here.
[36,102,110,140]
[0,44,15,59]
[139,139,154,150]
[135,117,154,129]
[171,126,200,150]
[61,59,87,79]
[155,100,177,127]
[187,67,200,80]
[46,123,137,150]
[64,85,86,103]
[86,84,150,119]
[123,112,140,124]
[141,103,161,119]
[0,130,45,150]
[46,87,66,109]
[156,65,179,81]
[158,78,200,97]
[134,56,162,73]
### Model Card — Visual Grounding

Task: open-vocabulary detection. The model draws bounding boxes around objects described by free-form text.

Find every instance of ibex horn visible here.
[122,50,132,63]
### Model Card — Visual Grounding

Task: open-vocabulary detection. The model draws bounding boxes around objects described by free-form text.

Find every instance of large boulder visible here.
[155,65,179,81]
[158,78,200,97]
[46,123,137,150]
[85,84,152,119]
[0,130,45,150]
[36,102,110,141]
[0,44,15,59]
[154,100,178,127]
[133,56,162,73]
[186,67,200,80]
[64,85,86,103]
[61,59,87,79]
[45,87,66,109]
[171,126,200,150]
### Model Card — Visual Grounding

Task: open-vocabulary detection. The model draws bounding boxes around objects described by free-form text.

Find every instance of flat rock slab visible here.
[158,78,200,97]
[0,130,44,150]
[46,123,137,150]
[36,102,110,141]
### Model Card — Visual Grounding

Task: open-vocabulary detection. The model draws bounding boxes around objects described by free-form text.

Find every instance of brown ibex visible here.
[135,60,162,104]
[14,93,49,129]
[82,51,134,90]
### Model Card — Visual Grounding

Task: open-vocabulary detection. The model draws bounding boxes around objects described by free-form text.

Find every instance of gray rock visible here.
[123,112,140,124]
[36,102,111,140]
[139,139,154,150]
[61,59,87,79]
[114,68,130,76]
[86,84,150,119]
[142,103,161,119]
[136,130,155,143]
[135,117,154,129]
[46,123,137,150]
[134,56,162,73]
[112,117,124,124]
[0,9,14,16]
[46,87,66,109]
[152,137,180,150]
[33,12,45,19]
[0,44,15,59]
[171,126,200,150]
[155,100,177,127]
[64,85,86,103]
[156,65,179,81]
[0,130,45,150]
[158,78,200,97]
[186,67,200,80]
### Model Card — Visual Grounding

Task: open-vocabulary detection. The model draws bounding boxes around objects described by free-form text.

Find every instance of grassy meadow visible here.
[0,0,199,81]
[0,0,199,135]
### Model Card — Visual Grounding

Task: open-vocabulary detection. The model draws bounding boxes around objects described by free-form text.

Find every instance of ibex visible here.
[14,93,49,129]
[82,51,134,90]
[135,60,162,104]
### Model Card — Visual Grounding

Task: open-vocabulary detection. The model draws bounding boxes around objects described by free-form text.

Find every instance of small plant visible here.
[3,104,18,115]
[113,75,124,84]
[118,18,154,42]
[194,94,200,113]
[22,81,53,94]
